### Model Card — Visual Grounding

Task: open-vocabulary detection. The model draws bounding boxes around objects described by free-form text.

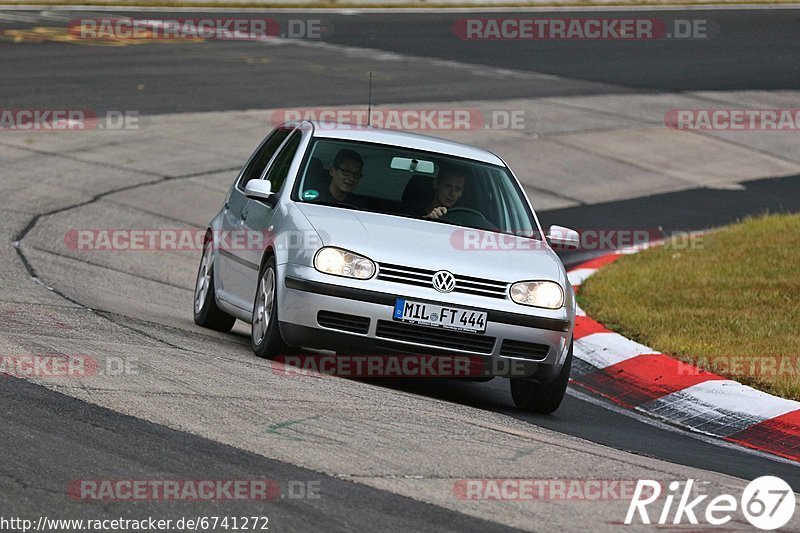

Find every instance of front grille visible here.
[374,340,477,357]
[375,320,496,354]
[317,311,370,334]
[376,263,508,299]
[499,340,550,360]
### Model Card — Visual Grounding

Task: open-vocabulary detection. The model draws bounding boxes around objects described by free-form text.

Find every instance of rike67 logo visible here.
[626,476,795,530]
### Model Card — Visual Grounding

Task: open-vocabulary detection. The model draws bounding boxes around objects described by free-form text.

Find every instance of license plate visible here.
[393,299,487,334]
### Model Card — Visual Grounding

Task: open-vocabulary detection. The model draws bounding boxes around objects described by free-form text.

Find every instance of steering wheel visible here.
[439,207,495,230]
[441,207,488,222]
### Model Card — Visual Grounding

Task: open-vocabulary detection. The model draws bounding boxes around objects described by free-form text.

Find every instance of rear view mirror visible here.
[391,157,435,174]
[546,225,580,249]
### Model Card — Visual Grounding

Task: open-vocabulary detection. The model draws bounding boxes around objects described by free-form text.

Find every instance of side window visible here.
[263,131,302,193]
[238,127,292,189]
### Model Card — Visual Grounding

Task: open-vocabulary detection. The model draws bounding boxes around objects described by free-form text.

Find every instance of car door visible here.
[215,126,292,311]
[234,129,305,307]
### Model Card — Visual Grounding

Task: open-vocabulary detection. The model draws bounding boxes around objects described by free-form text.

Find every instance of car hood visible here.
[296,203,565,284]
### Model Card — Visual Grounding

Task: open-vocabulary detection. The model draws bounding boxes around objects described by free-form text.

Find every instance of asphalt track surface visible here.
[1,9,800,113]
[2,6,800,531]
[1,376,516,532]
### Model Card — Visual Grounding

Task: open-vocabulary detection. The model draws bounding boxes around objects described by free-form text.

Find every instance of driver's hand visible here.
[424,206,447,219]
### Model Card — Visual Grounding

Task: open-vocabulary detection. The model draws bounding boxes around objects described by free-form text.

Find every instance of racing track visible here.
[2,6,800,531]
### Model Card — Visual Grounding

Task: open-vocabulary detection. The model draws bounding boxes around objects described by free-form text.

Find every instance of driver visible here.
[421,165,466,220]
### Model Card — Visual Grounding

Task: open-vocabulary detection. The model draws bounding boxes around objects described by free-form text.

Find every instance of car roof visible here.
[294,121,506,167]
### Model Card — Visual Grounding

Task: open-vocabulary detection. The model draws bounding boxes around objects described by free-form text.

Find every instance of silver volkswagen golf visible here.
[194,121,579,413]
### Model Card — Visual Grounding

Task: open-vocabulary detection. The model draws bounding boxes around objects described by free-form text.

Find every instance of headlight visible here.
[509,281,564,309]
[314,247,376,280]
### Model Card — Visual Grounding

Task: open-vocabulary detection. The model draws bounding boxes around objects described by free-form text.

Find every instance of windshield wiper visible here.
[306,200,368,212]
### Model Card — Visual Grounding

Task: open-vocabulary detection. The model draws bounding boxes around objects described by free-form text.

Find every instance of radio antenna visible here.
[367,72,373,127]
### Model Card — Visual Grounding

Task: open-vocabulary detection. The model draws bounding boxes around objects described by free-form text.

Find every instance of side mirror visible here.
[546,225,580,249]
[244,180,274,202]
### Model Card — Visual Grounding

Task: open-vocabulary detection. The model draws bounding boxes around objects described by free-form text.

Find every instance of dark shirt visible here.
[406,204,431,218]
[302,182,369,209]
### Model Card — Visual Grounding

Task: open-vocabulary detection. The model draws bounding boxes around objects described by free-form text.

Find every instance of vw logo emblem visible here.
[432,270,456,293]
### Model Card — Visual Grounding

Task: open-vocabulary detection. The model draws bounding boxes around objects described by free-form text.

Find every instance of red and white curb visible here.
[567,251,800,463]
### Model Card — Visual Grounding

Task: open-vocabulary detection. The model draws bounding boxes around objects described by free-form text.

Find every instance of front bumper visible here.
[278,264,574,381]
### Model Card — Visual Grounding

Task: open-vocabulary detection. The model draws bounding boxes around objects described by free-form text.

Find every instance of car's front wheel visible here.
[510,340,573,414]
[251,256,291,359]
[193,238,236,332]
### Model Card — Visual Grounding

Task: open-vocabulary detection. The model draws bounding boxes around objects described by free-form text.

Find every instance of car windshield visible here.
[293,138,541,239]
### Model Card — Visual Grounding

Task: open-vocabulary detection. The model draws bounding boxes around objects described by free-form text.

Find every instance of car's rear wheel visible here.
[251,256,291,359]
[510,340,573,414]
[193,238,236,332]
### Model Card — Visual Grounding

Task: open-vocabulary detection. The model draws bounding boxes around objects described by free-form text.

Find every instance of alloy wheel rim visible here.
[194,243,213,314]
[253,268,275,345]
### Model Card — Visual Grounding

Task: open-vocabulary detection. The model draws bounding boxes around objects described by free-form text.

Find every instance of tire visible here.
[193,238,236,332]
[510,340,573,414]
[251,256,291,359]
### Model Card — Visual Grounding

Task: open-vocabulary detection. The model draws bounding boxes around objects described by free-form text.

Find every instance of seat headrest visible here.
[401,174,434,207]
[308,157,328,179]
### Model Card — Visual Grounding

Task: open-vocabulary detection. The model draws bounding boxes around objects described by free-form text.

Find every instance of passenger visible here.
[315,149,364,204]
